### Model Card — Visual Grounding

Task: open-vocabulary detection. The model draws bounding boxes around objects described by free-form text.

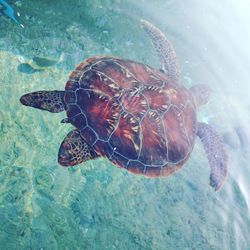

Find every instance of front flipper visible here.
[20,91,65,113]
[58,130,98,167]
[141,19,179,81]
[197,122,228,191]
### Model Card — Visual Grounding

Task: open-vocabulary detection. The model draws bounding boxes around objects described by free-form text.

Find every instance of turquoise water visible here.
[1,0,250,249]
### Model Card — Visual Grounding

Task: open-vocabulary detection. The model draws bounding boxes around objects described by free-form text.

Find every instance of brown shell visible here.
[64,56,197,177]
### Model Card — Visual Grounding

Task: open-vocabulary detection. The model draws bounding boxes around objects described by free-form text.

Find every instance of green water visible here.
[1,0,250,249]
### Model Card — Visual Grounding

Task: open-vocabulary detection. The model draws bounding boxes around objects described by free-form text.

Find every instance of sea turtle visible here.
[20,20,228,191]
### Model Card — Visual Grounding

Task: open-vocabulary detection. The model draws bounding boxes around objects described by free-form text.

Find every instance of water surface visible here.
[1,0,250,249]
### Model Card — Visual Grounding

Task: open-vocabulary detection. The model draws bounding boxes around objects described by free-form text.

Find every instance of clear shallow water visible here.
[1,0,250,249]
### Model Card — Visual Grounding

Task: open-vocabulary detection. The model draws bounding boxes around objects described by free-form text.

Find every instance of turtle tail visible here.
[20,91,65,113]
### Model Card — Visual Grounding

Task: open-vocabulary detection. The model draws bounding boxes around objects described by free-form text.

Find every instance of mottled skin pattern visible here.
[20,91,65,113]
[197,123,228,191]
[19,20,228,191]
[141,20,179,81]
[65,56,197,177]
[58,129,98,166]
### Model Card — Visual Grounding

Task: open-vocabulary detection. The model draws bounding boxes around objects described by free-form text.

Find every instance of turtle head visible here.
[190,84,212,107]
[20,91,65,113]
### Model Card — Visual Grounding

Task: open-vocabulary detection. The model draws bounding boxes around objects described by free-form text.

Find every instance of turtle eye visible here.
[219,161,224,169]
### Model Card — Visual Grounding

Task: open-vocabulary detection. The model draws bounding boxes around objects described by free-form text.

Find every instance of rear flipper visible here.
[20,91,65,113]
[58,130,99,167]
[197,122,228,191]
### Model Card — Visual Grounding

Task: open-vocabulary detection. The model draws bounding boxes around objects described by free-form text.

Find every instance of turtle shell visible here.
[64,56,197,177]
